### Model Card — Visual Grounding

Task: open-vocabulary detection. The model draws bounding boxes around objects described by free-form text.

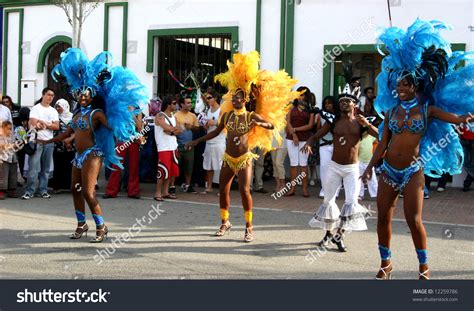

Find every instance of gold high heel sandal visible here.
[244,226,254,243]
[70,223,89,239]
[215,222,232,236]
[90,225,108,243]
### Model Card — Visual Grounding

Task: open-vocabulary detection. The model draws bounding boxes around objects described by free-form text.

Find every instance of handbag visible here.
[23,132,37,156]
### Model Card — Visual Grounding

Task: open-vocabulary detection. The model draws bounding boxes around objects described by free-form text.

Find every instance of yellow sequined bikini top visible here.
[224,110,254,134]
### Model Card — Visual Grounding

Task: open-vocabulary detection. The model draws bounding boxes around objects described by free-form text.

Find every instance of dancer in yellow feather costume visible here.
[186,51,300,242]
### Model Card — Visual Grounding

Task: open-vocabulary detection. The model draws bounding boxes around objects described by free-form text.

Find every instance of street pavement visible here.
[0,180,472,280]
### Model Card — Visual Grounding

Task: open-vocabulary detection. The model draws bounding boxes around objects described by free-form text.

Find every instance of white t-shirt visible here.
[154,113,178,152]
[29,104,59,140]
[206,106,225,145]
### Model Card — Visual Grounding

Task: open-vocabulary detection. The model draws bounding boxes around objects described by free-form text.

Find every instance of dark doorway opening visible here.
[46,41,72,104]
[156,34,232,97]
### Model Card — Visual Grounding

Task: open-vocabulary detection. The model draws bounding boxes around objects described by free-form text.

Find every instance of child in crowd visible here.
[0,121,19,199]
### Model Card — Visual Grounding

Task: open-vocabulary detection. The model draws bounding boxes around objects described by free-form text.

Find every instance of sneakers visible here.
[436,187,445,192]
[185,185,197,193]
[254,188,268,194]
[21,193,33,200]
[169,186,176,195]
[41,192,51,199]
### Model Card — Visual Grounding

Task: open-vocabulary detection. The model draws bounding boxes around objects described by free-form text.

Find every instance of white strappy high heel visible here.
[375,263,393,280]
[419,268,430,280]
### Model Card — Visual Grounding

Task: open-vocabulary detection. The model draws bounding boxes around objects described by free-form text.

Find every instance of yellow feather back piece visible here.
[215,51,301,153]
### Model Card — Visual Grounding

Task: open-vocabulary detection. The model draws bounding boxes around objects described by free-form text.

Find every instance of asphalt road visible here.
[0,194,472,279]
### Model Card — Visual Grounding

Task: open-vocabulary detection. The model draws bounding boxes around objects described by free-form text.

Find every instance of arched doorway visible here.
[46,41,72,104]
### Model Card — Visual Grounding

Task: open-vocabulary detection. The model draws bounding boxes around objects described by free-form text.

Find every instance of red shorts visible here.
[157,150,179,179]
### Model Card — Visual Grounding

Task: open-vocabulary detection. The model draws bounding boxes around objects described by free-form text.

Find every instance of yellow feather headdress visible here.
[215,51,301,153]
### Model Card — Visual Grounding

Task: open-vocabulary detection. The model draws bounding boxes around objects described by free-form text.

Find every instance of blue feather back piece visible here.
[52,48,148,169]
[375,19,474,177]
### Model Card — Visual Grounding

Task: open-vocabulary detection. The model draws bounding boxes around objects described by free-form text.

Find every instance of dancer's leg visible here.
[81,156,106,239]
[238,165,253,228]
[403,169,429,279]
[71,166,87,236]
[219,165,235,224]
[376,175,399,278]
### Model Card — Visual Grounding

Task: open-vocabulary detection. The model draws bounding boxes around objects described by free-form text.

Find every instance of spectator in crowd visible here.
[0,121,18,199]
[270,128,287,192]
[461,124,474,192]
[317,96,339,198]
[425,173,449,194]
[191,89,211,188]
[154,95,181,201]
[15,107,31,180]
[359,131,378,201]
[2,95,20,126]
[22,87,59,200]
[104,108,144,199]
[174,95,200,193]
[49,99,75,193]
[285,86,315,197]
[0,97,12,135]
[201,90,225,194]
[360,87,374,115]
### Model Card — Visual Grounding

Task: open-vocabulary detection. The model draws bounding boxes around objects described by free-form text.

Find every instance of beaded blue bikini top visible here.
[388,98,427,134]
[70,106,93,131]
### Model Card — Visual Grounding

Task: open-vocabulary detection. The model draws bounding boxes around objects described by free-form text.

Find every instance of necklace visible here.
[233,108,246,116]
[400,98,417,111]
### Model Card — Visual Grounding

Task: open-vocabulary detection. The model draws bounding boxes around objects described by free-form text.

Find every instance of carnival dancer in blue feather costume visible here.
[361,19,474,280]
[40,48,147,243]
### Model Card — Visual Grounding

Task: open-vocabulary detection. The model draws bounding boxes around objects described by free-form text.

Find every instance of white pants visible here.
[203,142,225,171]
[271,148,287,179]
[319,144,333,196]
[309,161,368,231]
[287,139,309,167]
[359,162,378,198]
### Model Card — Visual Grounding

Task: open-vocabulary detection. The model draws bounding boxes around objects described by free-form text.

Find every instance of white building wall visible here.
[107,5,124,66]
[21,4,104,102]
[6,11,20,103]
[259,0,280,71]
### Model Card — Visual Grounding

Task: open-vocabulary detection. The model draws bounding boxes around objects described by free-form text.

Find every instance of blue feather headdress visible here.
[375,19,474,177]
[52,48,148,169]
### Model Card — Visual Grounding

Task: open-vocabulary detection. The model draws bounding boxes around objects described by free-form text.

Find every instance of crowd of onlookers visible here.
[1,80,473,201]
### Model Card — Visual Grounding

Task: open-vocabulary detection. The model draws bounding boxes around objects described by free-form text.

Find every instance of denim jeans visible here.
[25,143,54,195]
